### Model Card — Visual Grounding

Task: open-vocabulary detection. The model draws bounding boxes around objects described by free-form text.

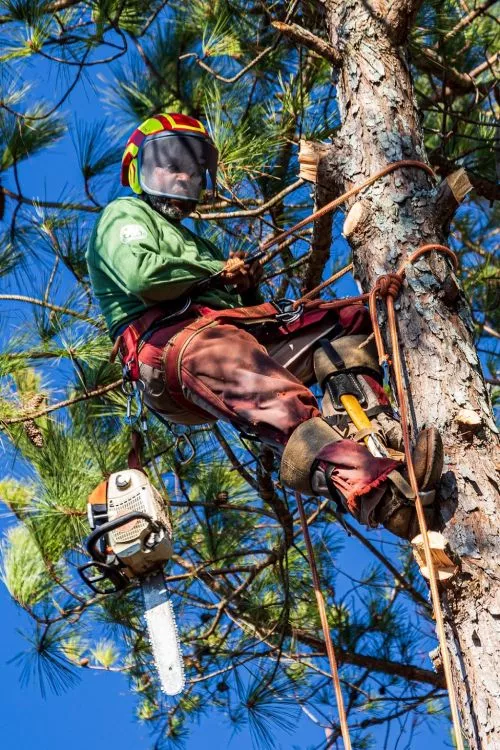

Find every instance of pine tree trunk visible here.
[317,2,500,747]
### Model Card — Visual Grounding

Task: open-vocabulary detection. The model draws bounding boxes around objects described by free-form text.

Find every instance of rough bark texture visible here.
[318,1,500,747]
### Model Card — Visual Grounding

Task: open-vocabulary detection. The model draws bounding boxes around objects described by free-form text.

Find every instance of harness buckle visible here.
[272,298,303,325]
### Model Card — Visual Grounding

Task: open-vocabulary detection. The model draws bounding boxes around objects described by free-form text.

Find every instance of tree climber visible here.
[86,112,444,540]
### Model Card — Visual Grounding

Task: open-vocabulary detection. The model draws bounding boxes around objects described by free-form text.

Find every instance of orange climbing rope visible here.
[259,159,436,263]
[257,164,465,749]
[295,491,352,750]
[368,244,465,750]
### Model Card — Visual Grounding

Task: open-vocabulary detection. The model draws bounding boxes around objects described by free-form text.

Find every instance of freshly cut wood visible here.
[298,140,330,183]
[411,531,459,584]
[445,168,473,203]
[343,200,370,237]
[454,408,482,432]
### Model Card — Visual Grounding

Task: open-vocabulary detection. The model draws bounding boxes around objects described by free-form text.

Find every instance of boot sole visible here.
[413,427,444,491]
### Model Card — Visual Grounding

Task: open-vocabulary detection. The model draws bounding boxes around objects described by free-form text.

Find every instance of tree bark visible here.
[316,1,500,747]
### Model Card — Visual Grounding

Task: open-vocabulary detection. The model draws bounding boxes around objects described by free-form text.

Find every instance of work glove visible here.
[220,250,264,292]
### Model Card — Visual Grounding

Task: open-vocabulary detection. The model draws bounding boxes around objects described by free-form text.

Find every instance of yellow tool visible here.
[340,394,404,461]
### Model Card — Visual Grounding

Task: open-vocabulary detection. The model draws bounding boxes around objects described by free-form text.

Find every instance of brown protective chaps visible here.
[122,301,442,539]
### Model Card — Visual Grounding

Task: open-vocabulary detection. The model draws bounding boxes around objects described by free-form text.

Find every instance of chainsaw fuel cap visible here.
[115,473,131,490]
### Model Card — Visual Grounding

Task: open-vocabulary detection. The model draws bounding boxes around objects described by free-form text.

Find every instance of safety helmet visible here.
[121,113,218,202]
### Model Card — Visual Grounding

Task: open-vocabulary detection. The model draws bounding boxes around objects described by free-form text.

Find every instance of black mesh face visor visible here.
[139,132,218,201]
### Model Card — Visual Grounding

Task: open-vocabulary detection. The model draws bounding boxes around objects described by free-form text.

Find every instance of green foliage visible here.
[0,108,65,170]
[73,121,122,182]
[0,236,22,277]
[204,83,284,192]
[10,622,80,698]
[201,9,243,59]
[235,670,300,750]
[0,478,33,513]
[91,640,119,668]
[1,524,55,606]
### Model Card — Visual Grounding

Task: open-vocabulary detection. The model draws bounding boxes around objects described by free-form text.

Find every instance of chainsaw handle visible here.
[86,511,160,562]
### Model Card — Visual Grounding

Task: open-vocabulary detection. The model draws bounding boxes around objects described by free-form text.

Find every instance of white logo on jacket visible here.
[120,224,148,244]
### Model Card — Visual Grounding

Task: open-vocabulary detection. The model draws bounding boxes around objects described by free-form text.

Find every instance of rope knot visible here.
[376,273,403,300]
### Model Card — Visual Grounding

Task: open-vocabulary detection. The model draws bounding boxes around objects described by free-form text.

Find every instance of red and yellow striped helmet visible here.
[121,113,216,195]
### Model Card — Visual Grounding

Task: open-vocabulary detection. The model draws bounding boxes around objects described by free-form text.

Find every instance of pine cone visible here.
[22,395,45,448]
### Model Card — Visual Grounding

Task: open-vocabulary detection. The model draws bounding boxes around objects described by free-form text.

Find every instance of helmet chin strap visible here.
[143,194,196,221]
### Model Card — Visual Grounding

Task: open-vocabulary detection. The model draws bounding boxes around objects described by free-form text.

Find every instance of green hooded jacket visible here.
[86,196,244,338]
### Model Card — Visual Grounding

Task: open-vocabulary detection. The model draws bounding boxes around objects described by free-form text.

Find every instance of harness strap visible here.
[117,298,368,421]
[117,304,176,380]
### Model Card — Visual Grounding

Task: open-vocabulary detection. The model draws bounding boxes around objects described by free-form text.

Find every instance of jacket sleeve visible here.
[93,200,224,302]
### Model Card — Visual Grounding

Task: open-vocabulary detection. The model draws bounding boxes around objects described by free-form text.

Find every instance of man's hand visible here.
[220,250,264,292]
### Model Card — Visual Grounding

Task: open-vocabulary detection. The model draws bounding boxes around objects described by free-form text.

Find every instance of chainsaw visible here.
[78,469,185,695]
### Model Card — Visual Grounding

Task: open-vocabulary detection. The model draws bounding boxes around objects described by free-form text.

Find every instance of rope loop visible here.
[375,272,403,300]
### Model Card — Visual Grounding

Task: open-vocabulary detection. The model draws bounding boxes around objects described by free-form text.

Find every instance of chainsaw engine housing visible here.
[89,469,173,577]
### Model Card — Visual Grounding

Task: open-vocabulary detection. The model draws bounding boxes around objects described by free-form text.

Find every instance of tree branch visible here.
[179,43,277,84]
[1,380,122,425]
[384,0,426,44]
[442,0,499,42]
[198,179,304,220]
[293,628,445,688]
[1,187,100,213]
[431,154,500,202]
[412,46,491,93]
[0,294,102,326]
[271,21,341,66]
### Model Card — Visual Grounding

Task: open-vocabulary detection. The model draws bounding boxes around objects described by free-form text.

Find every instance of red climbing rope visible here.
[259,159,436,264]
[368,244,464,750]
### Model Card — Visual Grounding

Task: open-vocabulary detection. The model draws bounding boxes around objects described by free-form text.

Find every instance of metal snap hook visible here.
[273,298,303,325]
[124,381,145,426]
[174,432,195,465]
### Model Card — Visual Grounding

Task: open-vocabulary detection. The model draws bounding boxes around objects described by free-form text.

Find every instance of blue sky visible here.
[0,531,451,750]
[0,41,455,750]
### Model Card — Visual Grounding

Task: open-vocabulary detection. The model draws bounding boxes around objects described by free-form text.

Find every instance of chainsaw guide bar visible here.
[142,572,185,695]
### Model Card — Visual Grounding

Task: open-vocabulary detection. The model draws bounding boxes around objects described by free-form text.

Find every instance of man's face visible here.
[139,133,216,203]
[149,165,203,201]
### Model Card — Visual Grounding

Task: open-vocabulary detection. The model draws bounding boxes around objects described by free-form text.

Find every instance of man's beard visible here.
[144,195,196,221]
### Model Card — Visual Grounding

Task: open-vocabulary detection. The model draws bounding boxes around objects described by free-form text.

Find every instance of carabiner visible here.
[124,381,145,426]
[174,432,195,465]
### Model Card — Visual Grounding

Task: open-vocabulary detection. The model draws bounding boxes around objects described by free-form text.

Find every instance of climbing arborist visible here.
[86,112,443,540]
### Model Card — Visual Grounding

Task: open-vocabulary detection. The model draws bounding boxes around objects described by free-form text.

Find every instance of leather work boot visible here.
[307,426,444,540]
[280,419,444,541]
[375,426,444,539]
